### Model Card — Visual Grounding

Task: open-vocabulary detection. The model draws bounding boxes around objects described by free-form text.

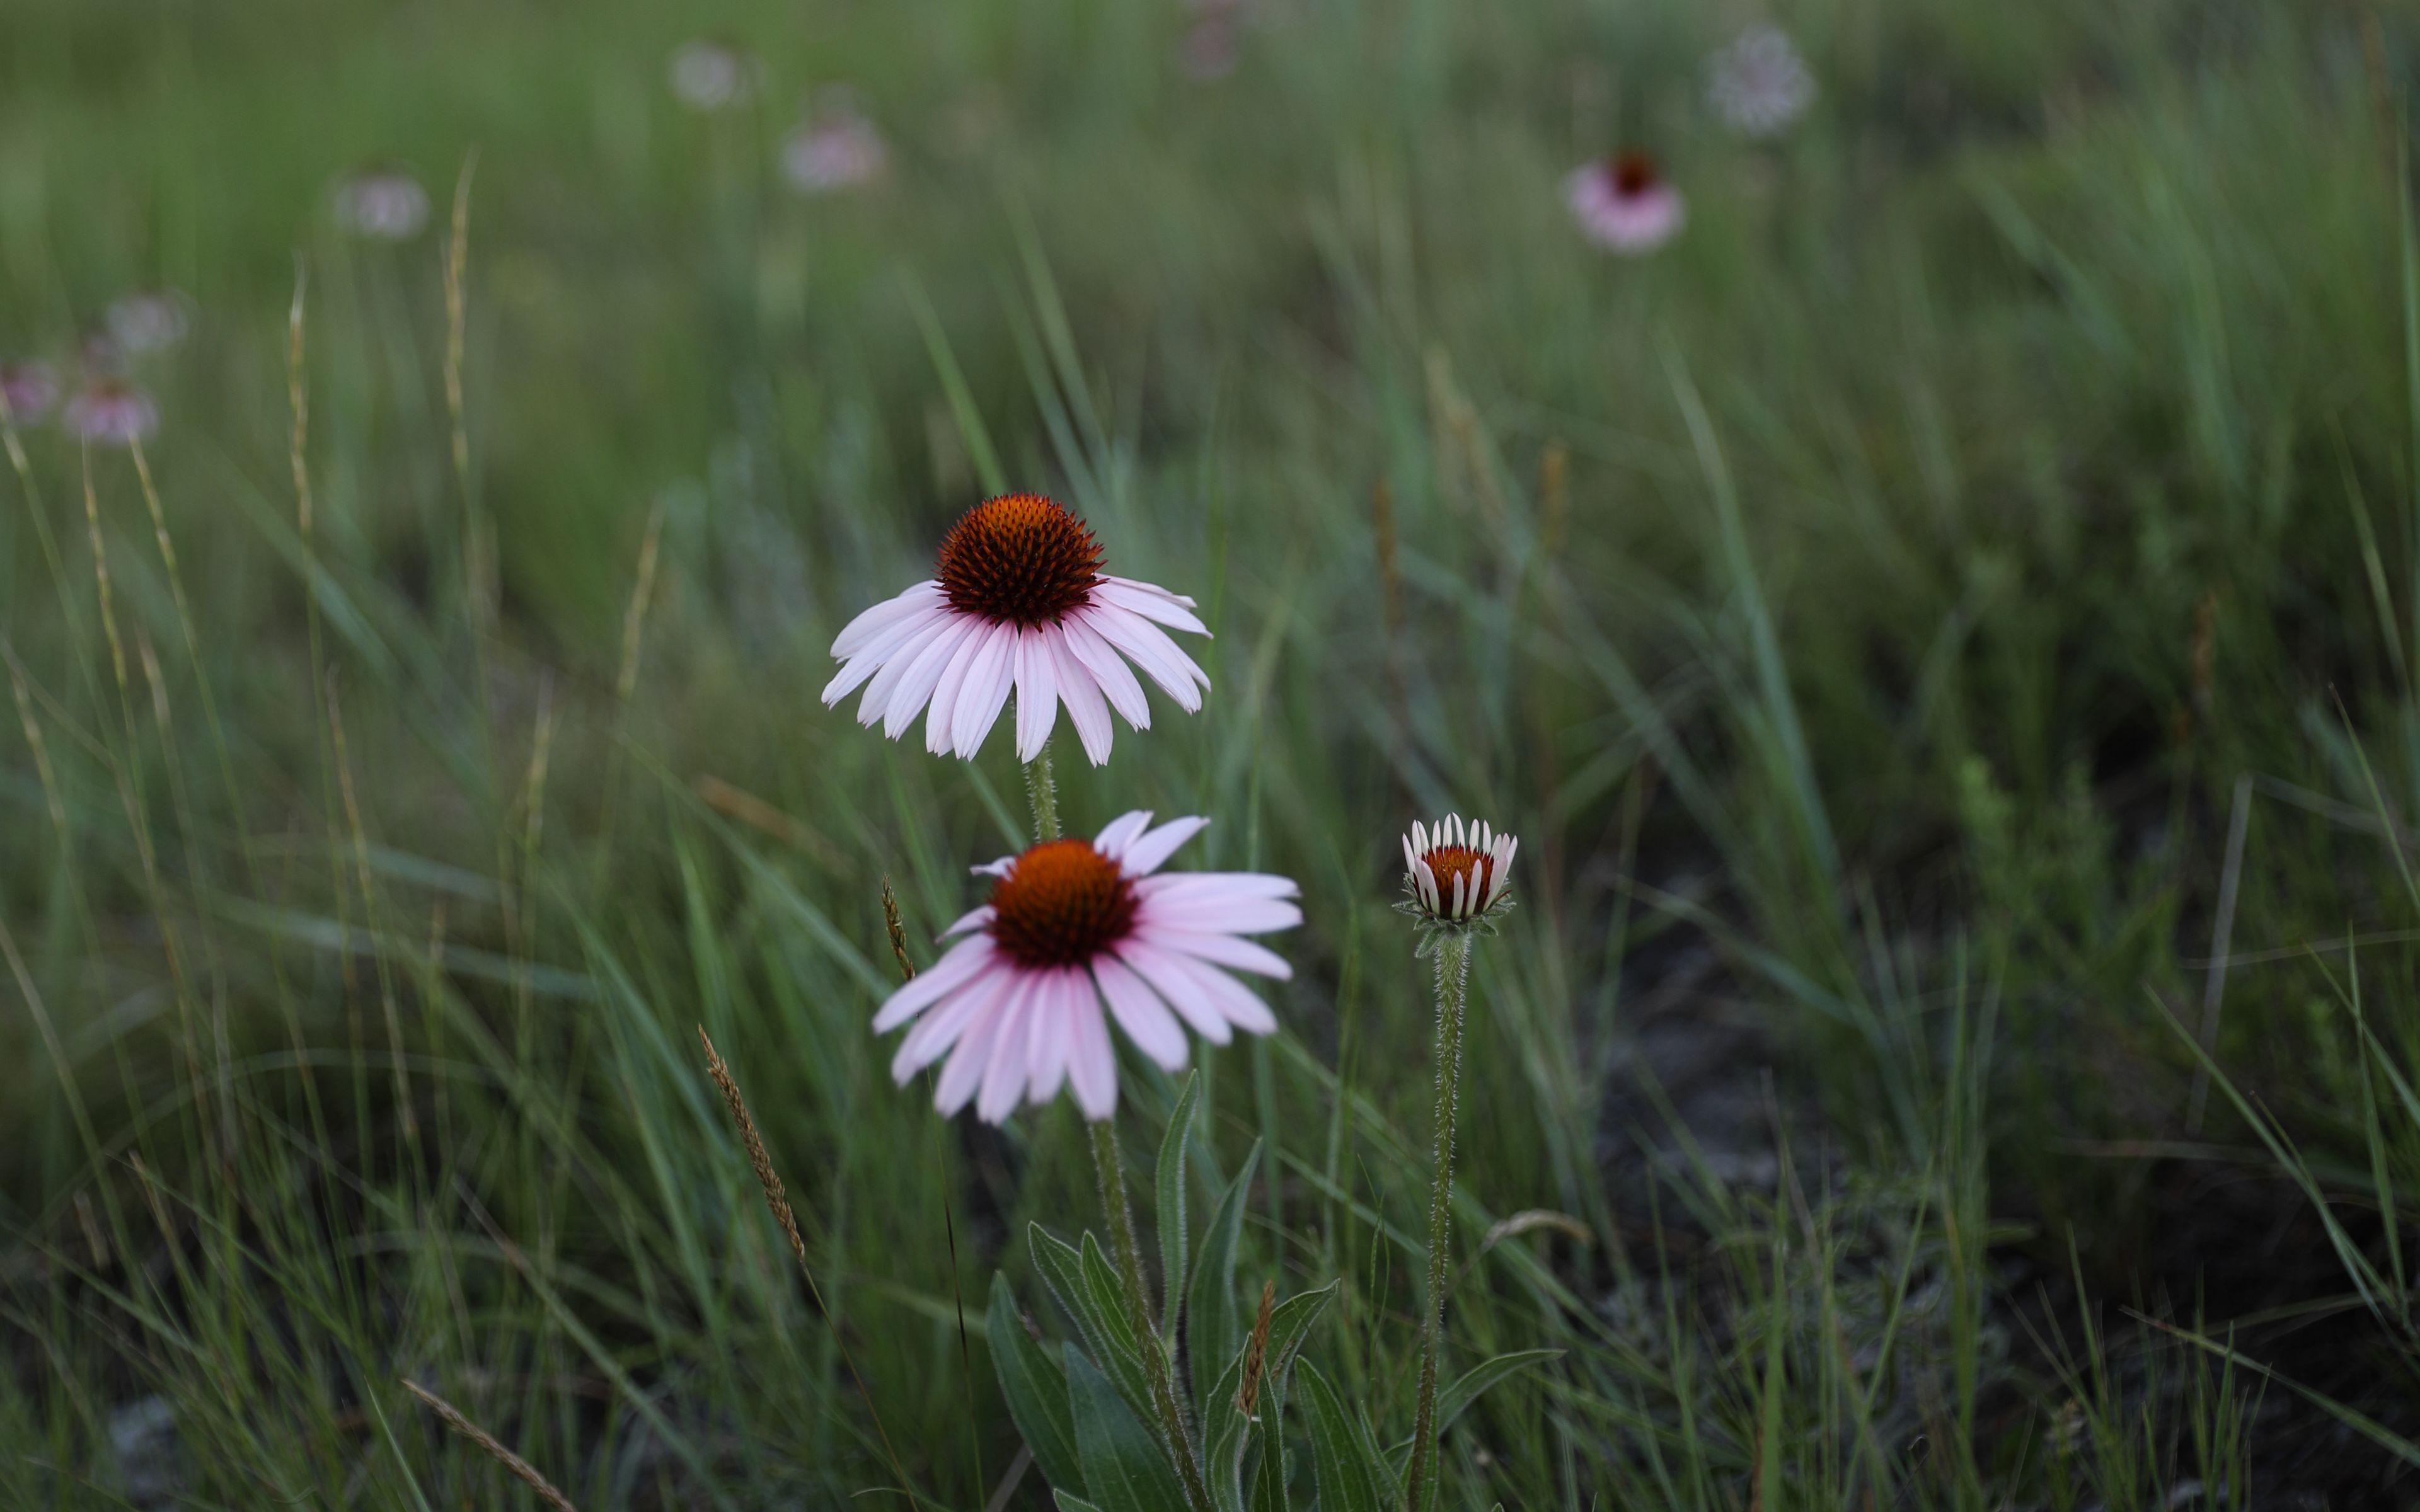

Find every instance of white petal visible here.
[1115,941,1232,1045]
[1137,926,1294,980]
[856,612,960,726]
[1013,628,1059,762]
[880,617,978,737]
[1093,811,1155,860]
[1093,956,1189,1070]
[1024,969,1078,1106]
[1451,871,1468,918]
[1060,616,1152,730]
[1095,578,1209,636]
[1048,629,1115,766]
[1119,815,1211,877]
[950,624,1017,759]
[1068,991,1118,1120]
[977,976,1038,1123]
[892,959,1015,1079]
[1081,604,1208,710]
[925,622,993,755]
[872,936,996,1033]
[832,581,943,659]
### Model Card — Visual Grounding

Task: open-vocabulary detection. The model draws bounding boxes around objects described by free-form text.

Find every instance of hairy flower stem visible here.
[1406,931,1473,1512]
[1023,738,1060,842]
[1090,1119,1214,1512]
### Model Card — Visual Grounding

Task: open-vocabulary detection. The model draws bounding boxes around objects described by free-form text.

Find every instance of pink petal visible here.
[1141,895,1303,934]
[1145,949,1277,1035]
[941,905,994,937]
[872,935,996,1033]
[1060,616,1153,730]
[1115,941,1232,1045]
[1119,815,1211,877]
[831,581,943,659]
[1095,578,1209,636]
[1093,956,1189,1070]
[925,623,994,755]
[881,617,978,737]
[977,976,1039,1123]
[1136,873,1301,905]
[892,959,1016,1079]
[1024,968,1080,1104]
[856,612,960,726]
[1093,811,1154,860]
[1013,627,1058,762]
[950,624,1017,758]
[1083,604,1208,710]
[1135,926,1293,980]
[935,986,1011,1114]
[1068,991,1118,1120]
[824,602,950,704]
[1047,629,1115,765]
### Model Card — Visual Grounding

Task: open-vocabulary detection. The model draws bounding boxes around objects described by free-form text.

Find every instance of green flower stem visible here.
[1405,930,1473,1512]
[1090,1118,1215,1512]
[1023,739,1060,842]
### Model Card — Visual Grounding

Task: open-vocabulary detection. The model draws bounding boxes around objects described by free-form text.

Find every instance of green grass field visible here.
[8,0,2420,1506]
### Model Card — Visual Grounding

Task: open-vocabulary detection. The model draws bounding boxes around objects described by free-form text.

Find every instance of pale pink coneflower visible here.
[0,360,59,425]
[877,811,1299,1121]
[103,291,189,357]
[1399,813,1518,929]
[823,491,1211,765]
[335,168,430,240]
[782,93,887,193]
[669,40,757,112]
[62,379,159,448]
[1564,152,1686,255]
[1707,25,1816,139]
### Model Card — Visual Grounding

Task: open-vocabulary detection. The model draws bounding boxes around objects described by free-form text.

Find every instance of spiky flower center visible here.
[1419,845,1496,912]
[1611,152,1661,197]
[935,493,1103,627]
[989,839,1136,969]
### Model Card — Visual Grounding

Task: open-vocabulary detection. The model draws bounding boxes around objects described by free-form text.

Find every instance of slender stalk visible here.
[1406,931,1473,1512]
[1090,1120,1214,1512]
[1023,738,1060,842]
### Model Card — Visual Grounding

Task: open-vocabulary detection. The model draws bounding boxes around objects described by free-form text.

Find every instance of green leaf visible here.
[1068,1344,1194,1512]
[988,1273,1086,1496]
[1299,1360,1395,1512]
[1055,1494,1105,1512]
[1386,1349,1564,1474]
[1156,1070,1203,1343]
[1030,1225,1161,1438]
[1209,1281,1336,1512]
[1187,1138,1262,1411]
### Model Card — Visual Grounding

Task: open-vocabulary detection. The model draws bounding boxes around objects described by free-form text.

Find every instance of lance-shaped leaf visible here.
[1155,1070,1203,1343]
[1299,1360,1396,1512]
[1186,1138,1262,1411]
[1030,1224,1160,1440]
[1068,1344,1194,1512]
[988,1273,1086,1495]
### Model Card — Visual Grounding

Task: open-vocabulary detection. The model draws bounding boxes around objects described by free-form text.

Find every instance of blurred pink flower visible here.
[103,291,189,357]
[824,493,1211,765]
[335,168,430,240]
[62,379,158,447]
[783,92,887,192]
[1178,16,1243,79]
[877,812,1299,1121]
[1565,152,1686,255]
[669,40,756,112]
[0,360,59,425]
[1707,25,1816,139]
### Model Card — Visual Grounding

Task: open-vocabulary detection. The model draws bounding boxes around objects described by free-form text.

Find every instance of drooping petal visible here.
[881,617,978,736]
[1013,627,1059,762]
[1136,873,1302,904]
[892,959,1017,1079]
[1136,926,1294,980]
[941,905,995,937]
[1115,940,1233,1045]
[925,622,994,755]
[1082,604,1209,709]
[1068,992,1119,1120]
[950,624,1018,758]
[832,581,944,659]
[1131,944,1276,1036]
[1047,629,1115,766]
[977,976,1039,1123]
[1024,968,1078,1105]
[1095,578,1209,636]
[1093,955,1188,1070]
[824,601,952,704]
[935,985,1011,1114]
[855,612,960,726]
[1119,815,1211,877]
[872,935,996,1033]
[1060,616,1153,730]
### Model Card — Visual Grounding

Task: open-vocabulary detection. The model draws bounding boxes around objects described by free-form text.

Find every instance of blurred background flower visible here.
[1707,25,1816,138]
[61,377,158,447]
[334,166,431,239]
[667,38,757,111]
[102,290,189,357]
[1564,152,1686,253]
[782,89,887,192]
[0,360,59,424]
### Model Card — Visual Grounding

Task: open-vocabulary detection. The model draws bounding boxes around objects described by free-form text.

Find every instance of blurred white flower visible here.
[669,40,756,112]
[0,360,59,425]
[62,379,158,447]
[103,290,189,357]
[783,91,887,192]
[1707,25,1815,139]
[1565,152,1686,255]
[335,168,430,240]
